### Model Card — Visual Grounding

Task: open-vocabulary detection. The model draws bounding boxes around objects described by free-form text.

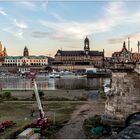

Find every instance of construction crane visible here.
[30,72,48,129]
[32,79,45,119]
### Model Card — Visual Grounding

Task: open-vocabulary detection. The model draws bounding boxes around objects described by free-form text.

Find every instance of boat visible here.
[49,73,61,78]
[86,68,112,78]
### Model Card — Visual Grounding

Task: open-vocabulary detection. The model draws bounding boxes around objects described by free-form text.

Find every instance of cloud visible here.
[38,1,140,41]
[0,9,7,16]
[41,0,49,9]
[39,1,125,40]
[32,31,50,38]
[2,27,24,39]
[109,32,140,44]
[14,19,28,29]
[2,18,28,39]
[51,12,65,22]
[18,1,36,9]
[17,0,49,10]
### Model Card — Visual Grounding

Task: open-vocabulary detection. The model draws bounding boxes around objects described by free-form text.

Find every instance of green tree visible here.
[2,91,11,99]
[32,90,44,99]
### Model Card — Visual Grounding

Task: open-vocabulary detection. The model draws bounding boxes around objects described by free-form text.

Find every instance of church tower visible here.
[84,36,90,54]
[3,47,7,56]
[0,41,3,56]
[23,46,29,56]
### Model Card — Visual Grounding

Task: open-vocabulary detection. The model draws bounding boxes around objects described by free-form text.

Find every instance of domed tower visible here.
[0,41,3,56]
[3,47,7,56]
[23,46,29,56]
[84,36,90,54]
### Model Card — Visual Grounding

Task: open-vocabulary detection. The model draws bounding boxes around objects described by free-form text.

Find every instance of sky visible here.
[1,0,140,57]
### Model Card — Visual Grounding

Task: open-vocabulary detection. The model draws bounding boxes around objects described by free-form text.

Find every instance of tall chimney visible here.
[128,37,130,51]
[138,41,140,53]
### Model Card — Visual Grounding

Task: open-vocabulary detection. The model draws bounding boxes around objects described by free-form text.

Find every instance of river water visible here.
[0,74,110,90]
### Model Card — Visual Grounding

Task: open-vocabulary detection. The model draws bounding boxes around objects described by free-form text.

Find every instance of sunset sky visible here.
[1,0,140,57]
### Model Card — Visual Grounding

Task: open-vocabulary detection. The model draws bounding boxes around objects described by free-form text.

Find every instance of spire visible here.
[138,41,140,53]
[0,41,3,56]
[123,41,126,48]
[3,46,7,56]
[84,36,90,52]
[128,37,130,51]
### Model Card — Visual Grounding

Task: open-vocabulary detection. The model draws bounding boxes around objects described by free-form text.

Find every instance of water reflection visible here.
[0,76,110,90]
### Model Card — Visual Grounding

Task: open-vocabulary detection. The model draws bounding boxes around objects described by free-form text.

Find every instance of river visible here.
[0,74,110,90]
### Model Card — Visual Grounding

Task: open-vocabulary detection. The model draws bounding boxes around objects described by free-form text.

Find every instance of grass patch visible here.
[0,101,83,139]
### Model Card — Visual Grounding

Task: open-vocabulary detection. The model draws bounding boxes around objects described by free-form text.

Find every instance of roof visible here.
[56,50,103,56]
[4,55,48,59]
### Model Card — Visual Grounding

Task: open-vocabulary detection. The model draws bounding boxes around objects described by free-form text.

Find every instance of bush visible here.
[100,92,107,99]
[83,115,111,139]
[32,90,44,99]
[1,91,11,99]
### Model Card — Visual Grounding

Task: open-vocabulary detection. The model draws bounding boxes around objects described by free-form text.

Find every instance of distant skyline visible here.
[1,0,140,57]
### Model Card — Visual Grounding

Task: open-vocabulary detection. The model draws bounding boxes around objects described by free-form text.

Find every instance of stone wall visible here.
[102,72,140,126]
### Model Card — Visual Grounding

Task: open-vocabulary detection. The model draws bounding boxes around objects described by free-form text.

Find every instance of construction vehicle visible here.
[0,120,14,133]
[30,72,48,130]
[17,72,48,139]
[1,120,14,128]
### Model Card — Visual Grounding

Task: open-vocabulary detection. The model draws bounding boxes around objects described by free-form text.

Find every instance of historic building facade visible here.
[3,56,48,66]
[112,41,131,63]
[0,41,7,57]
[3,46,48,67]
[112,41,140,63]
[53,37,104,71]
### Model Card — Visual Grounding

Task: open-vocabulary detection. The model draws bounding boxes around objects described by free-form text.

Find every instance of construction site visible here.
[0,72,105,139]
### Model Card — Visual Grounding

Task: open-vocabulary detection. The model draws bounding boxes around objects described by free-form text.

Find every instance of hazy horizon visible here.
[1,1,140,57]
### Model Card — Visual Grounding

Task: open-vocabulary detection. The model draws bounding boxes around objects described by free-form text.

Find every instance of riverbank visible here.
[0,89,101,101]
[0,100,105,139]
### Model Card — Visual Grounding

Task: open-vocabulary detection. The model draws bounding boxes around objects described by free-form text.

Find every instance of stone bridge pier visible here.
[102,71,140,127]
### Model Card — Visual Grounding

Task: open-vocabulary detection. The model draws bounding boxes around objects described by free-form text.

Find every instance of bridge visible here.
[102,63,140,127]
[135,63,140,74]
[110,62,135,72]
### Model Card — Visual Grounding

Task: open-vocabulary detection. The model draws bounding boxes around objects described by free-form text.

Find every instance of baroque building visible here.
[53,37,104,71]
[112,41,131,63]
[0,41,8,57]
[3,47,48,66]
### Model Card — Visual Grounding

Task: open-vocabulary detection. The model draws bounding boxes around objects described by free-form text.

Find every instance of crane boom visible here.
[33,79,45,118]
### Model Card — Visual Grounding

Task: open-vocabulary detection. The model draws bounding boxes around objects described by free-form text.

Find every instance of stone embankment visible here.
[102,72,140,127]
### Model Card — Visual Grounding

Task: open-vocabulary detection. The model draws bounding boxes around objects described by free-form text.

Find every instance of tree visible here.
[2,91,11,99]
[32,90,44,99]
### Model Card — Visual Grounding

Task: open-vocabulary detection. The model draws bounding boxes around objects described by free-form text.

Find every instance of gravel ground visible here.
[54,100,105,139]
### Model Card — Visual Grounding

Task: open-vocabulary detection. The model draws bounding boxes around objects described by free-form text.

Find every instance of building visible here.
[0,41,7,57]
[53,37,104,71]
[3,55,48,66]
[112,41,131,63]
[131,53,140,62]
[23,46,29,56]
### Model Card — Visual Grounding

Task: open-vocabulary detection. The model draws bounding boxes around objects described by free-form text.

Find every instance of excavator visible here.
[30,72,48,130]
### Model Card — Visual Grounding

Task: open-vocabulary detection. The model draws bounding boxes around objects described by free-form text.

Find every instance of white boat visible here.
[49,73,61,78]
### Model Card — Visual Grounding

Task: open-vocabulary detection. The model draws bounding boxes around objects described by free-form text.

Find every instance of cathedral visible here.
[0,41,7,57]
[53,37,104,71]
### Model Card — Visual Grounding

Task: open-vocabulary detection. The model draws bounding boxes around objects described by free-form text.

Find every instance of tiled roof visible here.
[4,55,48,59]
[56,50,103,56]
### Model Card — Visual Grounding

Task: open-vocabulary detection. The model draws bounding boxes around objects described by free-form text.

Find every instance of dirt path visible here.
[54,100,105,139]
